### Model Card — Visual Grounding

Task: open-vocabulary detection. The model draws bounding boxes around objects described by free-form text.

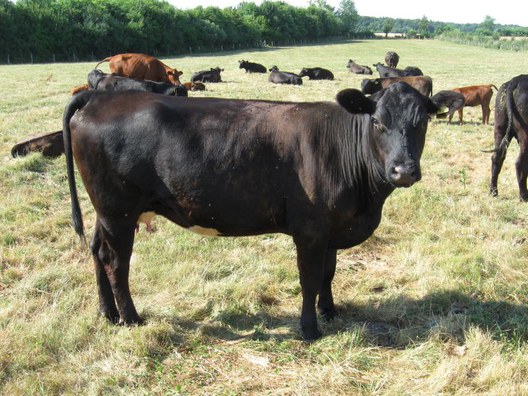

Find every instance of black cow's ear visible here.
[336,89,376,115]
[425,97,439,116]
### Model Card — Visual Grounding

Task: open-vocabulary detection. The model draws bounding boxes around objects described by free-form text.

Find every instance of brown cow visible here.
[451,84,498,124]
[361,75,433,97]
[95,53,183,85]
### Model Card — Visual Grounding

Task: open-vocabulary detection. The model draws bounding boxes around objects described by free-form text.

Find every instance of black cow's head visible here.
[298,68,309,77]
[87,69,106,89]
[337,83,437,188]
[269,65,279,72]
[361,79,382,95]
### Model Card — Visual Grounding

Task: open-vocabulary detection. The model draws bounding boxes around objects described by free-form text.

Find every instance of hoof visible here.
[100,307,120,324]
[301,327,322,342]
[118,316,145,326]
[318,307,337,322]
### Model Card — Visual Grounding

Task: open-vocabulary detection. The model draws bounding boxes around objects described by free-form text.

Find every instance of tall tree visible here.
[336,0,358,35]
[383,19,394,38]
[480,15,495,35]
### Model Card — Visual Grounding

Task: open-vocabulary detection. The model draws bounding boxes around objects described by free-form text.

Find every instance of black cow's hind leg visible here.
[91,218,119,323]
[94,217,142,325]
[516,149,528,201]
[317,249,337,322]
[295,237,327,341]
[490,148,507,197]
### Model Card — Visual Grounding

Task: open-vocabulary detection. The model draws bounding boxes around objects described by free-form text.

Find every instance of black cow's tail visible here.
[63,91,92,245]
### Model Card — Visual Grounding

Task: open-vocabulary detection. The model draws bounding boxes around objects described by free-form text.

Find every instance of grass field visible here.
[1,39,528,395]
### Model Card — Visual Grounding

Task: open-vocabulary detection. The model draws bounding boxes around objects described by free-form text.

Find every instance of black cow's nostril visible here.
[390,165,419,187]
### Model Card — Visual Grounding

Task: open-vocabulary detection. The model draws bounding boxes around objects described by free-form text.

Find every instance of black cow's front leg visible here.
[318,249,337,322]
[295,237,327,341]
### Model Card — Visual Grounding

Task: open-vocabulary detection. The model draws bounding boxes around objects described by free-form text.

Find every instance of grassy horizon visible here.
[1,39,528,395]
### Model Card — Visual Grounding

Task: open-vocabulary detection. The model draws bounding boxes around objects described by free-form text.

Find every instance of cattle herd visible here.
[10,50,528,341]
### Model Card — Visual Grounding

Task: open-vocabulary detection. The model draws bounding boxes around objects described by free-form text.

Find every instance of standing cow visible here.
[95,53,183,85]
[62,83,437,340]
[431,90,465,124]
[490,75,528,201]
[384,51,400,68]
[451,84,497,124]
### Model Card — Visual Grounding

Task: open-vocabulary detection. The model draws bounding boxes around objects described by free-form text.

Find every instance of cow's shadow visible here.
[138,288,528,349]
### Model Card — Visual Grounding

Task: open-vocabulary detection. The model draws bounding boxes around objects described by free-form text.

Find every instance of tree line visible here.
[1,0,527,64]
[0,0,359,64]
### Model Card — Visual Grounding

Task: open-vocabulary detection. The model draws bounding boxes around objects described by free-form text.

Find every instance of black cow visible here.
[385,51,399,68]
[402,66,424,76]
[298,67,334,80]
[490,75,528,201]
[346,60,373,75]
[362,76,433,97]
[268,66,302,85]
[431,90,465,123]
[191,67,224,83]
[374,63,423,78]
[87,69,188,96]
[239,60,267,73]
[62,83,437,341]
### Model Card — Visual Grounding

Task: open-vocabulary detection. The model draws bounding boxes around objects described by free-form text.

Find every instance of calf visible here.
[95,53,182,85]
[298,67,334,80]
[268,66,302,85]
[346,60,373,75]
[431,90,465,124]
[362,76,433,97]
[11,130,63,158]
[239,60,267,73]
[490,75,528,201]
[191,67,224,83]
[451,84,497,124]
[62,83,437,341]
[88,69,188,96]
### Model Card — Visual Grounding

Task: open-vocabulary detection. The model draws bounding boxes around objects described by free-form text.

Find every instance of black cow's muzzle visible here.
[389,164,421,188]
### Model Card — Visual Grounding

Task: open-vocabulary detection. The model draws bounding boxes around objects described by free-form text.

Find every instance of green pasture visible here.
[1,39,528,395]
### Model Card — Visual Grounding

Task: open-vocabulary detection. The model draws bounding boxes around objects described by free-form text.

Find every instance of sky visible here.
[169,0,527,27]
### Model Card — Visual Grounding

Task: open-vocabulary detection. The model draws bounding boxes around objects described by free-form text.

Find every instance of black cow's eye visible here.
[372,117,385,132]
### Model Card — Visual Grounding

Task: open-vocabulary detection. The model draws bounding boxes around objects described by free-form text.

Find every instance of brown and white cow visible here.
[62,83,437,340]
[95,53,183,85]
[451,84,497,124]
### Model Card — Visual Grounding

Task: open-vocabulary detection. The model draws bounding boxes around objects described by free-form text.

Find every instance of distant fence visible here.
[1,35,379,65]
